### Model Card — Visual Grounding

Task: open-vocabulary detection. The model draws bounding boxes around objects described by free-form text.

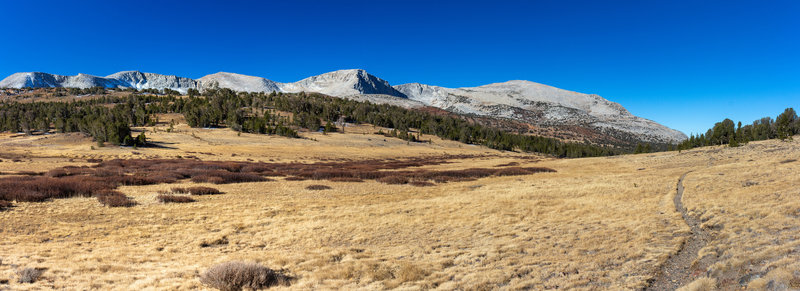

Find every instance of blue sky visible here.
[1,0,798,135]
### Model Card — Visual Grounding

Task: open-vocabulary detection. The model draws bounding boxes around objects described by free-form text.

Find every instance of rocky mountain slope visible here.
[0,71,197,93]
[0,69,686,144]
[394,81,687,143]
[199,69,405,97]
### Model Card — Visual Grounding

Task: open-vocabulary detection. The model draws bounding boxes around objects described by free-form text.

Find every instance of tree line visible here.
[0,88,623,157]
[677,108,799,150]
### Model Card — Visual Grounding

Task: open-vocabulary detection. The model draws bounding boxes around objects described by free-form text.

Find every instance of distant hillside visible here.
[0,69,687,145]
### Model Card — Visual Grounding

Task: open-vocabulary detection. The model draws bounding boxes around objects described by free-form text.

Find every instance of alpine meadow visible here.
[1,1,799,290]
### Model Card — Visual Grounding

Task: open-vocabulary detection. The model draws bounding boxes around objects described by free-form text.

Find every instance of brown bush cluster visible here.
[306,185,332,190]
[95,190,136,207]
[157,194,195,203]
[0,155,552,209]
[186,186,223,195]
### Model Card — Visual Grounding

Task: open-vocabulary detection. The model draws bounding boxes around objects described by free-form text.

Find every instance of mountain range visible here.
[0,70,687,144]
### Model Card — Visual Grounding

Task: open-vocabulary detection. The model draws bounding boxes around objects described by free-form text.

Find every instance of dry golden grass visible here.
[1,123,798,290]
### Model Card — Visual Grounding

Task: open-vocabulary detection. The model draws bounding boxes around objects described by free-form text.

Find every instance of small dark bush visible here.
[201,261,292,291]
[171,187,189,194]
[309,170,356,180]
[157,194,195,203]
[95,190,136,207]
[494,161,520,167]
[409,181,435,187]
[306,185,332,190]
[17,268,44,283]
[495,167,533,176]
[0,200,12,210]
[191,175,225,184]
[284,176,307,181]
[377,175,409,185]
[329,177,364,182]
[86,158,103,163]
[45,168,69,177]
[187,186,223,195]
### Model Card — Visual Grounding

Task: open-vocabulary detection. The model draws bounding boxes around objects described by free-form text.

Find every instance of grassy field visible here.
[1,122,798,290]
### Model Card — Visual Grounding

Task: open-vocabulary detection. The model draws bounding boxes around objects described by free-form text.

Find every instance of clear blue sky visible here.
[1,0,798,135]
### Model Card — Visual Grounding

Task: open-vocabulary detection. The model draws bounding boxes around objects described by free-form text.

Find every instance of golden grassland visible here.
[0,122,799,290]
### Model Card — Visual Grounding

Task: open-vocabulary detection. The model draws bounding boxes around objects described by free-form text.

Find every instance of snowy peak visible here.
[198,72,280,93]
[196,69,407,98]
[106,71,197,93]
[280,69,406,97]
[0,71,197,93]
[0,72,123,89]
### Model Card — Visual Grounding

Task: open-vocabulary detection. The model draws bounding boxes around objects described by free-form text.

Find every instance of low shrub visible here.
[201,261,292,291]
[329,177,364,182]
[95,190,136,207]
[187,187,223,195]
[306,185,332,190]
[17,268,44,283]
[0,200,12,210]
[409,181,435,187]
[495,167,533,176]
[377,175,409,185]
[494,161,520,167]
[171,187,189,194]
[284,176,307,181]
[191,175,225,184]
[157,194,195,203]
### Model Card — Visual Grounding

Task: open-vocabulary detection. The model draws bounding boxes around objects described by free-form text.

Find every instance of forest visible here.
[677,107,799,150]
[0,87,622,157]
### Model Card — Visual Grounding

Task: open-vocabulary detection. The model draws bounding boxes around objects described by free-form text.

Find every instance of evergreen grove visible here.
[677,107,799,150]
[0,88,621,157]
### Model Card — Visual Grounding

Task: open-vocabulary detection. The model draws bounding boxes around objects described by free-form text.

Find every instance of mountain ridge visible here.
[0,69,687,143]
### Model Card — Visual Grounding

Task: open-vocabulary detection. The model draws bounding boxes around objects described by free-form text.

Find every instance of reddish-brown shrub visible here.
[377,175,409,185]
[495,167,533,176]
[191,175,225,184]
[0,200,12,209]
[86,158,103,163]
[190,171,268,184]
[0,176,113,202]
[309,170,356,180]
[187,186,223,195]
[45,168,69,177]
[95,190,136,207]
[409,181,435,187]
[157,194,195,203]
[306,185,332,190]
[329,177,364,182]
[494,161,520,167]
[9,190,50,202]
[15,171,43,176]
[171,187,189,194]
[284,176,307,181]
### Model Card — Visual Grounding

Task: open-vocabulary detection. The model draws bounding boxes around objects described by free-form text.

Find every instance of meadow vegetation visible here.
[0,100,798,289]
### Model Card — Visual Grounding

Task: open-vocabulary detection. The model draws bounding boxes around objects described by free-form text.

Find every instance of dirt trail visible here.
[646,172,711,291]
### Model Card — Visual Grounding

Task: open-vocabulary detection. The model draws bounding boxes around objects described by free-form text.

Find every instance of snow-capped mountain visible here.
[106,71,197,93]
[198,69,404,97]
[198,72,281,93]
[0,71,197,93]
[394,81,687,143]
[0,69,687,143]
